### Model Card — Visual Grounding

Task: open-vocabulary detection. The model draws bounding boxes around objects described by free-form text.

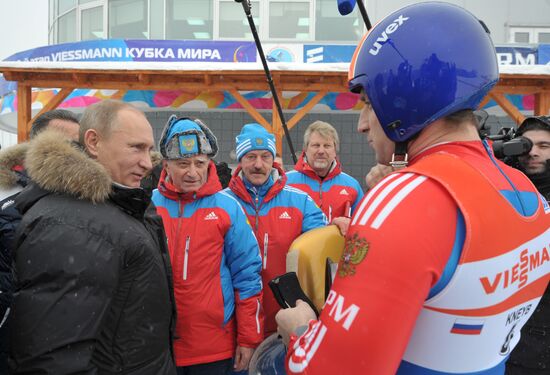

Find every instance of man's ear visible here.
[84,129,100,158]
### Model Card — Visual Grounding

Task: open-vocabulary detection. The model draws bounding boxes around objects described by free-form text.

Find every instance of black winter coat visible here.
[9,131,177,374]
[0,142,29,373]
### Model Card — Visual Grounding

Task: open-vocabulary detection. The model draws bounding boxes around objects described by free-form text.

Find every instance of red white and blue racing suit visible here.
[286,141,550,375]
[152,162,264,367]
[226,164,327,336]
[287,153,364,221]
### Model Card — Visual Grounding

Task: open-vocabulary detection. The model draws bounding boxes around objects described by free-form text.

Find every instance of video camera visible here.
[476,110,533,164]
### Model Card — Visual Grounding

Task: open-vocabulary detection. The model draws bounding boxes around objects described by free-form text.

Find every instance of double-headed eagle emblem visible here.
[338,233,369,277]
[181,138,196,151]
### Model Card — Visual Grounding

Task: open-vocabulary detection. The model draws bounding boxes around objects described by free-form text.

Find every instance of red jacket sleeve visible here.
[285,173,458,374]
[235,291,264,348]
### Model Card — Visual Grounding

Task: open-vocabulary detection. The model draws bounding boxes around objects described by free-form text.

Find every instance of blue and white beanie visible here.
[235,123,276,161]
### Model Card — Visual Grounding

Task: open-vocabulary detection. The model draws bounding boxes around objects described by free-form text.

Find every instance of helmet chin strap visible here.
[390,141,409,169]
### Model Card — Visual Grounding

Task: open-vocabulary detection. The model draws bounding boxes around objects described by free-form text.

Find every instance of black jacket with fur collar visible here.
[10,131,176,374]
[0,142,29,371]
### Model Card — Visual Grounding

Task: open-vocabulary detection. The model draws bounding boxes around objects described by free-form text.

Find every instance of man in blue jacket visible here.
[226,123,327,337]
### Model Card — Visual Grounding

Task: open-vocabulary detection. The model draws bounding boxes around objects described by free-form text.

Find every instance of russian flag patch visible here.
[450,319,485,335]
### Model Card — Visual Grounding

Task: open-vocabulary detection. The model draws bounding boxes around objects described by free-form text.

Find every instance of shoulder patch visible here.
[338,233,369,278]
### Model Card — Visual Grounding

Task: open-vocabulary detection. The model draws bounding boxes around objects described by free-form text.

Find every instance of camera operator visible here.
[513,116,550,202]
[507,115,550,375]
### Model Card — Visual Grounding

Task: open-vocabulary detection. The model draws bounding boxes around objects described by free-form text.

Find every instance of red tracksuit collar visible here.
[409,140,489,164]
[157,160,222,201]
[229,163,287,206]
[293,152,342,182]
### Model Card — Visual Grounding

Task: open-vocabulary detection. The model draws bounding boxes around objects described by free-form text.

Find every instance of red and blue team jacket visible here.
[286,141,550,375]
[226,164,327,336]
[152,162,264,367]
[286,153,364,221]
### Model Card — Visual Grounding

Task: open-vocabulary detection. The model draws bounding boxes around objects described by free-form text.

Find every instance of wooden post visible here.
[534,92,550,116]
[17,84,32,143]
[489,92,526,125]
[271,77,283,156]
[228,89,272,132]
[272,96,283,155]
[287,91,328,129]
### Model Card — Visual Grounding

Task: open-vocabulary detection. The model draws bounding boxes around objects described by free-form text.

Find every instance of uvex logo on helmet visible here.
[369,15,409,56]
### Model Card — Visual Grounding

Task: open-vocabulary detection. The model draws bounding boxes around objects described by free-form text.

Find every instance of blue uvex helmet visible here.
[348,2,499,142]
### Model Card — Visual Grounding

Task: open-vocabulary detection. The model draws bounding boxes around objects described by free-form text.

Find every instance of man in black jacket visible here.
[0,109,80,373]
[507,116,550,374]
[9,100,177,374]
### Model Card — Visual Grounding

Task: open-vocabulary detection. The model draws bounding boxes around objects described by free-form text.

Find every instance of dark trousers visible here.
[177,359,233,375]
[506,326,550,374]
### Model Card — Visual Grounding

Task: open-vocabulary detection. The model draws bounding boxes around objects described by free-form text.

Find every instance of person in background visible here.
[286,121,363,222]
[225,123,326,337]
[506,115,550,375]
[364,163,394,189]
[514,115,550,202]
[0,109,80,373]
[216,161,233,189]
[9,100,176,374]
[152,116,263,375]
[141,154,233,194]
[274,153,284,170]
[276,3,550,374]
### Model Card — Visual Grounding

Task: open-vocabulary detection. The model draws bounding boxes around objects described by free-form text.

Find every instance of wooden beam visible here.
[138,73,151,85]
[111,89,128,100]
[4,64,550,145]
[17,84,32,142]
[489,92,525,125]
[0,68,348,92]
[534,92,550,115]
[30,88,74,125]
[228,89,272,132]
[271,75,284,155]
[287,91,328,129]
[477,94,491,110]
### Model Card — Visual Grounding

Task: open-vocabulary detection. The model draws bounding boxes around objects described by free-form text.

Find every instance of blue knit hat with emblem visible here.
[235,123,276,161]
[159,115,218,160]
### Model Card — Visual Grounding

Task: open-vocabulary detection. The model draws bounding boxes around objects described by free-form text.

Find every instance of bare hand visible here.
[366,163,394,189]
[234,345,254,371]
[276,300,317,345]
[331,217,351,236]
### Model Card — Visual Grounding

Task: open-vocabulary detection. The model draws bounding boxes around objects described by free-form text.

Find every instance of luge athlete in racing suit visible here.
[276,3,550,374]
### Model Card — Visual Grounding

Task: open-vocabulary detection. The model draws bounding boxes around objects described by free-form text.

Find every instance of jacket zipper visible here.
[255,298,261,334]
[319,181,327,220]
[254,195,260,231]
[183,236,190,280]
[263,233,269,270]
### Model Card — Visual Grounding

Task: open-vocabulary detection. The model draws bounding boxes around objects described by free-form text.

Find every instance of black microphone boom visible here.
[337,0,372,30]
[236,0,298,164]
[356,0,372,30]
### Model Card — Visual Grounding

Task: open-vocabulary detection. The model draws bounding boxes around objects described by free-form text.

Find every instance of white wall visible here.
[0,0,49,60]
[0,131,17,148]
[366,0,550,45]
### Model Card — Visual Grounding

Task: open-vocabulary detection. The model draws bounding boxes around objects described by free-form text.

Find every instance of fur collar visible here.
[0,142,29,189]
[24,130,112,203]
